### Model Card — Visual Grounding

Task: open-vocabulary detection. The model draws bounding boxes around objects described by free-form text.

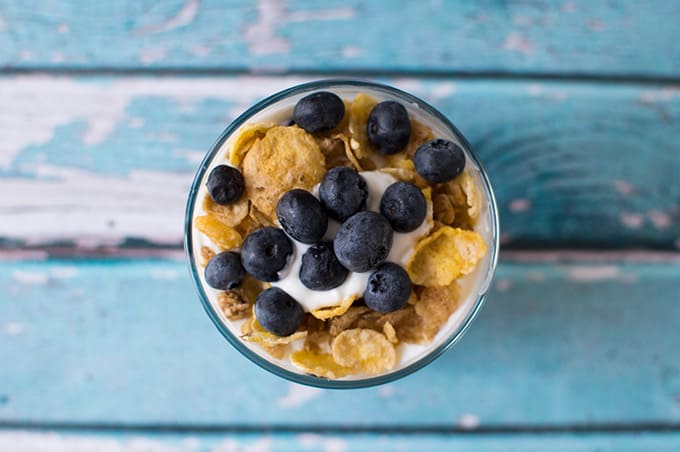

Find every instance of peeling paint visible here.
[57,23,70,33]
[12,270,48,285]
[276,383,323,409]
[340,46,362,58]
[136,0,200,34]
[620,212,644,229]
[509,198,531,213]
[459,413,480,429]
[5,323,25,336]
[139,47,168,65]
[502,32,534,54]
[150,269,179,280]
[648,210,671,230]
[565,265,623,283]
[377,384,395,398]
[495,279,512,292]
[612,180,634,195]
[298,434,347,452]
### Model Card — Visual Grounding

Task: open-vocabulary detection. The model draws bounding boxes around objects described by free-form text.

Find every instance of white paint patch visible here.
[638,87,680,104]
[620,212,644,229]
[525,84,566,101]
[377,384,395,398]
[509,198,531,213]
[139,47,168,65]
[276,383,323,408]
[340,46,362,58]
[172,149,205,164]
[458,413,480,429]
[191,45,211,56]
[526,84,544,96]
[565,265,623,283]
[12,270,48,285]
[298,434,347,452]
[150,269,179,280]
[0,75,310,168]
[494,279,512,292]
[51,266,78,279]
[0,431,188,452]
[57,23,70,33]
[244,0,291,56]
[245,1,355,56]
[648,210,671,230]
[19,50,33,61]
[430,82,457,101]
[128,117,146,128]
[5,323,25,336]
[0,164,189,245]
[0,14,7,30]
[562,1,576,12]
[512,15,533,26]
[137,0,200,34]
[502,32,534,54]
[613,180,634,195]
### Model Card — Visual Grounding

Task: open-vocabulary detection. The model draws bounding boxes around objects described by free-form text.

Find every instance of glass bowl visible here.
[185,80,499,389]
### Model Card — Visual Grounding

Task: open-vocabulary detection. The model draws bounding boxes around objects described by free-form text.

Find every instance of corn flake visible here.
[290,350,352,379]
[415,282,460,340]
[200,246,216,267]
[407,226,487,287]
[331,328,396,375]
[218,291,251,320]
[310,295,358,320]
[228,122,276,167]
[243,127,326,219]
[348,93,378,161]
[459,171,482,221]
[202,193,249,227]
[195,215,243,250]
[242,317,308,346]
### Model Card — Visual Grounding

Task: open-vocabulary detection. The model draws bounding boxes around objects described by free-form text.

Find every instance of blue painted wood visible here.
[1,259,678,425]
[1,431,679,452]
[1,76,679,248]
[1,1,679,77]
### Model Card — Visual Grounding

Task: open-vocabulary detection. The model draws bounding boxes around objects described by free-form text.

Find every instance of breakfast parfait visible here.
[187,81,497,384]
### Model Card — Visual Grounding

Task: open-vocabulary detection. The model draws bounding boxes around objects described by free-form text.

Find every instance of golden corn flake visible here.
[407,226,487,287]
[239,275,267,304]
[331,328,397,375]
[200,246,216,267]
[310,295,358,320]
[195,215,243,250]
[334,132,363,170]
[348,93,378,161]
[415,282,460,340]
[315,135,351,168]
[228,122,276,167]
[328,306,371,336]
[303,330,332,354]
[290,350,352,379]
[243,126,326,218]
[459,171,482,221]
[263,344,288,360]
[202,193,249,227]
[242,317,308,347]
[382,321,398,344]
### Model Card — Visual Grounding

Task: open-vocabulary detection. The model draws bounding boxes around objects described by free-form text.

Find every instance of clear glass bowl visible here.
[185,80,499,389]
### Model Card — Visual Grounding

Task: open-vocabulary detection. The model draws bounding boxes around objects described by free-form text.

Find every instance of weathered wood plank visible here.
[1,76,679,249]
[1,1,680,77]
[2,430,679,452]
[1,259,678,425]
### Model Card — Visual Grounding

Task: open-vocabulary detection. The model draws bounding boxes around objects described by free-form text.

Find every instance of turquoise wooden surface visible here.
[0,1,679,77]
[1,259,678,426]
[1,76,679,249]
[2,0,680,449]
[1,431,679,452]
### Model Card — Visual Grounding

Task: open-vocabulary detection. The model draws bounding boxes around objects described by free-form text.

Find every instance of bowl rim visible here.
[184,79,500,389]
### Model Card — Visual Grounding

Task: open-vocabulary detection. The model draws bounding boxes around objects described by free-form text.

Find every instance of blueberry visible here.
[380,182,427,233]
[241,227,293,282]
[276,189,327,244]
[204,251,244,290]
[364,263,412,313]
[299,241,348,290]
[414,139,466,183]
[319,167,368,222]
[293,91,345,133]
[254,287,304,336]
[206,165,244,205]
[367,101,411,154]
[334,211,393,272]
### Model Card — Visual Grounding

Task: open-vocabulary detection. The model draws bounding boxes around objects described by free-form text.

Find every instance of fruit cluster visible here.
[203,91,467,338]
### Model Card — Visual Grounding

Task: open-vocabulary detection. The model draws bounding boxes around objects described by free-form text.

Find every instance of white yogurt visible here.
[272,171,433,312]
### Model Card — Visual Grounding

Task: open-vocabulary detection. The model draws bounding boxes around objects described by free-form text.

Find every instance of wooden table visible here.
[1,1,679,450]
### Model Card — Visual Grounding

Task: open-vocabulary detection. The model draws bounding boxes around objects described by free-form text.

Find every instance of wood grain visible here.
[1,1,680,77]
[1,430,679,452]
[1,259,678,426]
[1,76,679,249]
